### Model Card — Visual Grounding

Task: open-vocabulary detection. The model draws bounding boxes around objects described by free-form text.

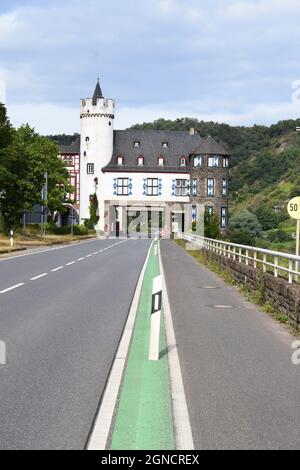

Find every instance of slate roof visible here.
[102,130,203,173]
[92,79,104,105]
[59,137,80,154]
[192,135,229,156]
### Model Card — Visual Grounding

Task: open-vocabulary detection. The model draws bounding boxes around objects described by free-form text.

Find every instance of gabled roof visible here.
[92,79,104,105]
[102,130,203,173]
[192,135,229,155]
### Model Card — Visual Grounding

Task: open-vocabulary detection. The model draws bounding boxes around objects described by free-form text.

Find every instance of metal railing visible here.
[178,233,300,284]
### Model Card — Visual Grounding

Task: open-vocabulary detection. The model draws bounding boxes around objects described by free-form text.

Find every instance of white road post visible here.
[0,341,6,365]
[149,275,163,361]
[10,230,14,248]
[154,237,158,256]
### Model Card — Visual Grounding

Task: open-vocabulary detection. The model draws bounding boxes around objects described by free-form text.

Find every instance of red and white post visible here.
[149,275,163,361]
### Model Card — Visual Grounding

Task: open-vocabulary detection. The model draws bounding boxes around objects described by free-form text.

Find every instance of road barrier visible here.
[178,233,300,284]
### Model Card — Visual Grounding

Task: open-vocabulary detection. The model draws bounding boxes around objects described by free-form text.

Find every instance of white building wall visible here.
[98,172,191,231]
[79,97,115,223]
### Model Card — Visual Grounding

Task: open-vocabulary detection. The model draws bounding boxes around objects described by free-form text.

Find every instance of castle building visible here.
[59,80,229,236]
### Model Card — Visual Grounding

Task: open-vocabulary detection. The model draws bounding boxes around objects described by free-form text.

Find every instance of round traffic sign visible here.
[287,197,300,220]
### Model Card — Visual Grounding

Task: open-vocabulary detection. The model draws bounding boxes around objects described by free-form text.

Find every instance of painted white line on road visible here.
[93,252,98,255]
[0,238,101,263]
[158,242,195,450]
[77,257,85,261]
[0,283,25,294]
[51,266,63,272]
[30,273,48,281]
[87,242,152,451]
[86,254,93,258]
[66,261,76,266]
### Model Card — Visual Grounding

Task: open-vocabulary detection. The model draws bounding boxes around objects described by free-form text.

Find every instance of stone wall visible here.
[202,248,300,329]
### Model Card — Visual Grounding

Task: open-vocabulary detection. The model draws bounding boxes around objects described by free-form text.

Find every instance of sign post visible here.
[149,275,163,361]
[287,197,300,279]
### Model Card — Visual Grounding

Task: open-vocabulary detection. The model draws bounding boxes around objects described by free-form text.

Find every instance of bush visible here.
[267,229,292,243]
[255,206,280,231]
[73,224,88,236]
[228,209,262,245]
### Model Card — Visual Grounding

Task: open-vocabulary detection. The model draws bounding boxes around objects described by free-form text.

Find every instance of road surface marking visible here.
[158,242,195,450]
[0,238,101,262]
[77,257,85,261]
[86,254,93,258]
[66,261,76,266]
[30,273,48,281]
[0,283,25,294]
[51,266,64,272]
[93,252,98,255]
[87,243,152,451]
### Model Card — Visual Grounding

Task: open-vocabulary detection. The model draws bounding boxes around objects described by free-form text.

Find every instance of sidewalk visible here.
[160,240,300,450]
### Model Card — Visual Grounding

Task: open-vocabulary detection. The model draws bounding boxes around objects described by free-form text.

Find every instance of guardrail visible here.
[178,233,300,284]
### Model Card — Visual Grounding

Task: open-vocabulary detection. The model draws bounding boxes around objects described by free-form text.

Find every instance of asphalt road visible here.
[161,240,300,450]
[0,238,150,450]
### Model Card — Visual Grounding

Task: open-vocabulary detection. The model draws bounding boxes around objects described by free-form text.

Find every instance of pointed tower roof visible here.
[193,135,229,155]
[92,78,104,105]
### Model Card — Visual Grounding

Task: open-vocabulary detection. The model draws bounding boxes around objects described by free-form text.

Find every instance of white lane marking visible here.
[0,238,101,262]
[86,254,93,258]
[77,257,85,261]
[158,242,195,450]
[51,266,63,272]
[93,252,98,255]
[0,283,25,294]
[87,242,152,451]
[66,261,76,266]
[30,273,48,281]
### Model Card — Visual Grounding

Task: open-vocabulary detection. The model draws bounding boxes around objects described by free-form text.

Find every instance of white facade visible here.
[79,93,115,222]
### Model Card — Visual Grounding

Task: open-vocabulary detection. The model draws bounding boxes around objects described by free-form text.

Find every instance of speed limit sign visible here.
[287,197,300,220]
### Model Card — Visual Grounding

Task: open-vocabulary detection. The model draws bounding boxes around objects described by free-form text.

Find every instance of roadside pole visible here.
[9,230,14,248]
[149,274,163,361]
[287,196,300,280]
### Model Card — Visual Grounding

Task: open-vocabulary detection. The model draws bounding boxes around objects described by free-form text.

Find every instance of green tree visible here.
[84,193,99,229]
[204,212,221,239]
[0,103,13,150]
[255,206,280,231]
[0,125,72,230]
[228,209,262,245]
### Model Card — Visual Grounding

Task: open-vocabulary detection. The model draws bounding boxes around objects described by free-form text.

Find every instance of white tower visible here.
[79,80,115,227]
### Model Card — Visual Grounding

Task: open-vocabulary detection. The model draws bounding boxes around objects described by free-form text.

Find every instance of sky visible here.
[1,0,300,134]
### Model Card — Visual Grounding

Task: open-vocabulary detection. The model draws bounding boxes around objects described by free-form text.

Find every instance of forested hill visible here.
[129,117,300,167]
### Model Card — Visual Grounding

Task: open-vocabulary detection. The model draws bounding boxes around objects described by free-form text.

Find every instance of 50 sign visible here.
[287,197,300,220]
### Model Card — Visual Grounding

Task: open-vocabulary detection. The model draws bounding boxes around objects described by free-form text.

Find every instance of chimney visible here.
[189,128,195,136]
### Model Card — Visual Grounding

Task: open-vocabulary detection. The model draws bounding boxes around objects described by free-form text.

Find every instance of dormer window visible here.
[134,141,140,148]
[137,156,144,166]
[117,156,124,166]
[162,142,168,148]
[180,157,187,167]
[158,156,165,166]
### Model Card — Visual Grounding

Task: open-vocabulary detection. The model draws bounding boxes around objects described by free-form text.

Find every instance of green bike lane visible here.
[109,242,175,450]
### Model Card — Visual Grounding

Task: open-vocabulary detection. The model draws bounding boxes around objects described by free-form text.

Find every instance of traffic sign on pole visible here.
[287,197,300,280]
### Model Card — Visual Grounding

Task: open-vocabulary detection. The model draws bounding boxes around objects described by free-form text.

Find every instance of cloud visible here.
[0,12,21,40]
[1,0,300,134]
